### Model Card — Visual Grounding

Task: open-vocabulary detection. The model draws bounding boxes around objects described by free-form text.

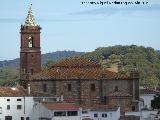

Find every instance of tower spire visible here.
[24,4,38,27]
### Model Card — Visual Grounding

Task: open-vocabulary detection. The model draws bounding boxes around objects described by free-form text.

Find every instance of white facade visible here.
[90,107,120,120]
[31,102,82,120]
[125,110,158,120]
[82,107,120,120]
[140,94,155,109]
[0,96,34,120]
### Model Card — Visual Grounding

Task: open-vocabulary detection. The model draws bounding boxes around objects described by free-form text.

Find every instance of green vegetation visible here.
[0,68,19,86]
[84,45,160,88]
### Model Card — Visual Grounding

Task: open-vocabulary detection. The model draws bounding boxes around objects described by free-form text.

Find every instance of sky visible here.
[0,0,160,60]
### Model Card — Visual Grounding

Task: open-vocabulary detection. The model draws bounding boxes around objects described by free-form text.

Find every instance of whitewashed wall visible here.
[89,107,120,120]
[140,94,155,109]
[0,97,34,120]
[125,110,158,120]
[31,103,82,120]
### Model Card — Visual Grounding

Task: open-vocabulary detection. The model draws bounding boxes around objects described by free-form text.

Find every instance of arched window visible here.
[28,36,33,48]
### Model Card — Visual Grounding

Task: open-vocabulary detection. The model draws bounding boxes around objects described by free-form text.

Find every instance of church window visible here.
[30,69,33,75]
[43,84,47,92]
[67,84,72,92]
[90,84,95,91]
[28,36,33,48]
[115,86,118,92]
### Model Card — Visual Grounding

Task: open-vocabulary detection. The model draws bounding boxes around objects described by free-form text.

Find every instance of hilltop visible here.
[0,51,85,68]
[84,45,160,87]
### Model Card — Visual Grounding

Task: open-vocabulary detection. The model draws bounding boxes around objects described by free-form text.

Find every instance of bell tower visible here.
[20,4,41,81]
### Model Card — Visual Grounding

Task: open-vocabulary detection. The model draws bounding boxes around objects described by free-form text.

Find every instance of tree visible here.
[151,93,160,109]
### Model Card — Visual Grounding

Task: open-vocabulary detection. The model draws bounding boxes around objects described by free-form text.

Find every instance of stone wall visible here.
[29,80,56,95]
[28,78,139,112]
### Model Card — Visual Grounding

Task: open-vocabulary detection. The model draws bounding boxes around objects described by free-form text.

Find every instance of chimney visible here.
[60,94,64,102]
[28,84,31,95]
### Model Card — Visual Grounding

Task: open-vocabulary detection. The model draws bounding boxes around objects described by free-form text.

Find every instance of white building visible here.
[0,86,120,120]
[140,88,160,110]
[0,86,61,120]
[125,110,159,120]
[85,107,120,120]
[0,87,34,120]
[32,102,120,120]
[32,102,82,120]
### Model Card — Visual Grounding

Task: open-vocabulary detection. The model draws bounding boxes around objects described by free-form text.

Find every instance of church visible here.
[20,5,140,114]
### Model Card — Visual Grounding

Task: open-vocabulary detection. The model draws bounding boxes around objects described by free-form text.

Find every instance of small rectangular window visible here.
[5,116,12,120]
[26,117,29,120]
[43,84,47,92]
[17,105,22,110]
[54,112,66,116]
[132,106,135,111]
[67,84,72,92]
[82,111,88,114]
[30,69,33,75]
[7,105,10,110]
[94,113,98,117]
[67,111,78,116]
[17,99,21,101]
[102,113,107,118]
[91,84,95,91]
[21,117,24,120]
[7,99,10,102]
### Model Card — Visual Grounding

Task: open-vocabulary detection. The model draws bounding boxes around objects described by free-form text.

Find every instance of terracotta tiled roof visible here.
[28,57,132,81]
[29,68,130,80]
[108,89,132,97]
[140,89,160,95]
[82,119,92,120]
[0,86,27,97]
[43,102,81,110]
[0,86,54,97]
[51,57,101,68]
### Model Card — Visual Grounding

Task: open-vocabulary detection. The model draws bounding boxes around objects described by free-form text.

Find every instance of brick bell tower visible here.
[20,5,41,84]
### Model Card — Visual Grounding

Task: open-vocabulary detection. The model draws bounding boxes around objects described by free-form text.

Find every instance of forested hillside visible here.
[84,45,160,88]
[0,51,85,86]
[0,51,85,68]
[0,68,19,86]
[1,46,160,88]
